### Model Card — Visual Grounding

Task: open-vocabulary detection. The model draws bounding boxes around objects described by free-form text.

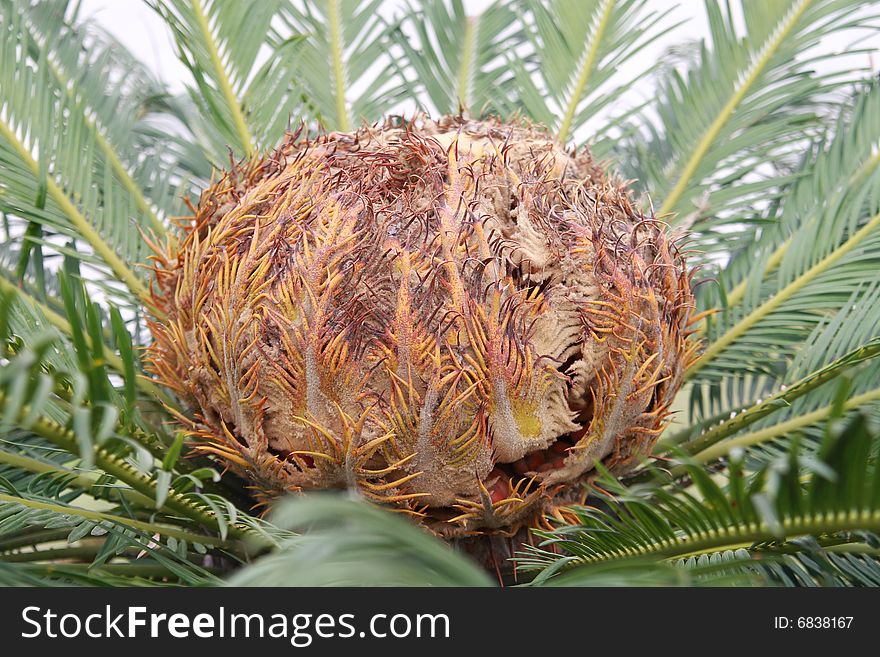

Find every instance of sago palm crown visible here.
[0,0,879,587]
[147,116,695,535]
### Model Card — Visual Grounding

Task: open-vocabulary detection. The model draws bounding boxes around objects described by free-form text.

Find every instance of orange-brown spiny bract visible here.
[147,115,698,537]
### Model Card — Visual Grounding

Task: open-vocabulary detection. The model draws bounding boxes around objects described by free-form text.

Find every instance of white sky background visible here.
[79,1,880,130]
[78,1,880,83]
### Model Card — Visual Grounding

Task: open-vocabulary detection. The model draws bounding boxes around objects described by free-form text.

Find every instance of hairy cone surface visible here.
[148,116,698,536]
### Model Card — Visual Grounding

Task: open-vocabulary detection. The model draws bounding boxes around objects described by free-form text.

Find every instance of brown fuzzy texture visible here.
[147,115,698,537]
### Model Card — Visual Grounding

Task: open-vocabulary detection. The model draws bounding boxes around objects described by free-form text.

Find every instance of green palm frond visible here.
[618,0,876,253]
[690,84,880,385]
[519,412,880,584]
[712,81,880,316]
[0,283,281,584]
[518,554,761,586]
[657,82,880,481]
[0,487,224,584]
[737,537,880,587]
[0,4,152,306]
[537,543,880,587]
[152,0,306,162]
[689,349,880,468]
[671,281,880,460]
[392,0,522,117]
[546,546,880,587]
[514,0,674,145]
[277,0,406,131]
[22,1,184,227]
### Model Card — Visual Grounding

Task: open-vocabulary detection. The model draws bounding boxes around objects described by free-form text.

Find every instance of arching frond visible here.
[691,85,880,387]
[515,0,674,145]
[617,0,876,258]
[392,0,522,117]
[152,0,305,162]
[519,413,880,585]
[0,2,171,306]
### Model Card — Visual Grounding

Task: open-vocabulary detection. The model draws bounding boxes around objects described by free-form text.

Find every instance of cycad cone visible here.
[148,116,698,536]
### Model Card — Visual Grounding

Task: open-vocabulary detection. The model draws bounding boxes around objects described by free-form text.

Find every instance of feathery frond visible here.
[519,413,880,584]
[514,0,674,145]
[618,0,877,260]
[393,0,522,117]
[277,0,406,131]
[152,0,305,162]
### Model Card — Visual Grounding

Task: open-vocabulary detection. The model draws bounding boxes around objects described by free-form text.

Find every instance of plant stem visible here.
[0,448,155,507]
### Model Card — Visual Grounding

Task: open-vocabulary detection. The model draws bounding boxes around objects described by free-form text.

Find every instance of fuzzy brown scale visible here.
[147,115,698,537]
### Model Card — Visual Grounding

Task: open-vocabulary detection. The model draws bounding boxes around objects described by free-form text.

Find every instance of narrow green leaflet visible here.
[153,0,306,162]
[277,0,407,130]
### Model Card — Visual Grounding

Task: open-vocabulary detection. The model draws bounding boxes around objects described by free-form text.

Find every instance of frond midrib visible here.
[0,491,226,547]
[190,0,255,155]
[546,509,880,571]
[456,14,479,112]
[689,208,880,378]
[693,385,880,463]
[327,0,350,131]
[720,149,880,314]
[556,0,615,144]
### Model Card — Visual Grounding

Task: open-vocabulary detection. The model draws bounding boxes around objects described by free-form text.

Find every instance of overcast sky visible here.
[78,0,880,125]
